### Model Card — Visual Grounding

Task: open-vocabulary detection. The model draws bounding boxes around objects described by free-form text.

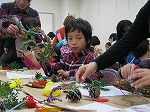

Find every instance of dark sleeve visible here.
[4,37,15,48]
[94,0,150,71]
[137,59,150,69]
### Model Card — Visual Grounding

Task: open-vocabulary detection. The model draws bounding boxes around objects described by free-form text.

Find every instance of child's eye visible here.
[68,37,72,40]
[77,37,82,39]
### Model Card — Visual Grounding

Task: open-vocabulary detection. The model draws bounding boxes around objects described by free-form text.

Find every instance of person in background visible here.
[0,0,40,68]
[108,33,117,45]
[116,20,132,41]
[94,45,103,57]
[76,0,150,84]
[125,39,150,64]
[53,15,75,46]
[17,17,44,69]
[105,42,111,51]
[118,59,150,88]
[33,18,103,80]
[89,35,100,53]
[116,19,133,66]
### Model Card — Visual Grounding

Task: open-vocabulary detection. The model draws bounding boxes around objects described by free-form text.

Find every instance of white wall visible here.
[0,0,148,50]
[79,0,148,49]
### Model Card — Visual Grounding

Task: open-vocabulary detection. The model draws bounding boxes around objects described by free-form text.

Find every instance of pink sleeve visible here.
[21,57,41,69]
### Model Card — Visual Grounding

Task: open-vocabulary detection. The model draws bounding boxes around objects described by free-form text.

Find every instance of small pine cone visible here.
[89,88,100,98]
[0,101,5,111]
[66,89,82,102]
[35,72,42,79]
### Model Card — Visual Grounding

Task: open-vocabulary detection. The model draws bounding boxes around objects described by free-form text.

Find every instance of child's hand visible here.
[130,68,150,88]
[57,69,69,80]
[121,64,135,78]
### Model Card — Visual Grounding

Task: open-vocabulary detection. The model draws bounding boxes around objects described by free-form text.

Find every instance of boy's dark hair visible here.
[108,33,117,41]
[91,36,100,46]
[116,20,132,40]
[105,42,111,46]
[65,18,92,49]
[22,17,41,30]
[63,15,75,26]
[132,39,149,58]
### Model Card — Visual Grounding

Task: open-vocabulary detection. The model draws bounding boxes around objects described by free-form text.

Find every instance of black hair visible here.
[22,17,41,30]
[132,39,149,58]
[116,20,132,40]
[105,42,111,46]
[47,32,55,39]
[109,33,117,41]
[65,18,92,49]
[91,36,100,46]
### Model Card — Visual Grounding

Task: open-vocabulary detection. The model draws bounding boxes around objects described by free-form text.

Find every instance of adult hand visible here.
[130,68,150,88]
[7,24,19,35]
[75,62,98,84]
[121,64,135,78]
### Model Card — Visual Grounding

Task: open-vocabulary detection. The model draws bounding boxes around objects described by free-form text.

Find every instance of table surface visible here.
[0,69,150,112]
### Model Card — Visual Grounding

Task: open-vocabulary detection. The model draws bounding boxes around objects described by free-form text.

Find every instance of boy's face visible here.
[16,0,30,10]
[67,30,86,53]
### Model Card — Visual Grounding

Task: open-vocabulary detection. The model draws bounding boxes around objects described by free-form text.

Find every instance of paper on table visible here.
[67,102,121,112]
[6,72,35,79]
[123,103,150,112]
[79,86,131,97]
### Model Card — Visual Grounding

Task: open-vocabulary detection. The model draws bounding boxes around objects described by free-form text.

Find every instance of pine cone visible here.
[66,89,82,102]
[89,88,100,98]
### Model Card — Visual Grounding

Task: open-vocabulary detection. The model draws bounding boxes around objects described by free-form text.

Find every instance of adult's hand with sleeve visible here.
[75,62,98,84]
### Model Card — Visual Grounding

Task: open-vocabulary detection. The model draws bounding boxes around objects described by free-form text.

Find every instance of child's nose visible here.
[72,40,77,44]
